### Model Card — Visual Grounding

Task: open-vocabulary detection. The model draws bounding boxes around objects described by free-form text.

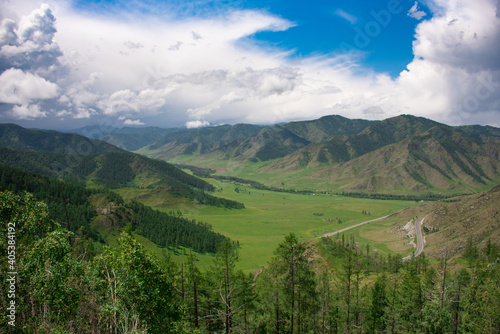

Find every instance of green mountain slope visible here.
[143,115,374,162]
[0,146,247,208]
[267,115,444,169]
[103,127,178,151]
[214,126,311,161]
[144,123,264,160]
[51,114,500,195]
[0,123,123,155]
[261,124,500,193]
[0,124,245,209]
[282,114,374,142]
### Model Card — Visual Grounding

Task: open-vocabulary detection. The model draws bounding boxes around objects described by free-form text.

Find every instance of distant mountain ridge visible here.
[0,123,123,155]
[64,114,500,194]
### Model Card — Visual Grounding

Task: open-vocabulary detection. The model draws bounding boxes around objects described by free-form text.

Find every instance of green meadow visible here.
[116,177,417,271]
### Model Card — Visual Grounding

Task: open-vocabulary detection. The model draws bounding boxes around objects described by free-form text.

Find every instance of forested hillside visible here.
[0,123,123,155]
[1,192,498,333]
[0,124,245,208]
[0,164,229,253]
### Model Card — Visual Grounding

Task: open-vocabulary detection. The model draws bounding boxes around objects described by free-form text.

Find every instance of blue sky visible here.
[72,0,428,76]
[248,0,428,77]
[0,0,499,129]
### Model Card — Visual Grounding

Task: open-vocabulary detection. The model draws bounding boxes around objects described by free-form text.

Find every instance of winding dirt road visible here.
[319,213,425,261]
[403,217,425,261]
[320,214,393,238]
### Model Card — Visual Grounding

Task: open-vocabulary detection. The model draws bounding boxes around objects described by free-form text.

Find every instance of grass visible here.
[167,155,500,196]
[115,176,417,272]
[332,217,417,258]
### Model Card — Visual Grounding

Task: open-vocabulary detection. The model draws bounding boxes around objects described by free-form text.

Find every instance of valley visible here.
[1,115,499,333]
[2,115,499,269]
[115,178,416,271]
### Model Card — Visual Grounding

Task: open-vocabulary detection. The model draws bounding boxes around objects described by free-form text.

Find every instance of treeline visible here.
[3,196,498,333]
[212,175,315,195]
[335,191,468,202]
[173,163,217,178]
[189,189,245,209]
[0,165,230,254]
[129,200,227,253]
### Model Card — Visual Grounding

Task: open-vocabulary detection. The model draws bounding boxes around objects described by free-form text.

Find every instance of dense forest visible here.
[1,191,498,333]
[0,165,229,254]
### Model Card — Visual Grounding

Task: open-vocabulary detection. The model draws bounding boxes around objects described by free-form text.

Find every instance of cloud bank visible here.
[0,0,499,128]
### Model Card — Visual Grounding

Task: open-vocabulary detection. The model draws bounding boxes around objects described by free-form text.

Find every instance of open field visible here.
[116,177,417,271]
[331,217,417,258]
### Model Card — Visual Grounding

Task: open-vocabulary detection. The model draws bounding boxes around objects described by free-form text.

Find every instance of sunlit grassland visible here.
[333,218,415,257]
[115,177,417,272]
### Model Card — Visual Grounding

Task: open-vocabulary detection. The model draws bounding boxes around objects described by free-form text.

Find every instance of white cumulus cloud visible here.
[0,68,59,105]
[12,104,46,119]
[186,120,210,128]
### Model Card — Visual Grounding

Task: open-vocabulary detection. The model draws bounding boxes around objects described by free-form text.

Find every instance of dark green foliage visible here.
[0,164,230,253]
[95,152,135,186]
[130,154,216,191]
[189,189,245,209]
[90,233,182,333]
[367,275,388,333]
[174,164,217,178]
[183,142,199,155]
[463,237,480,264]
[129,200,228,253]
[0,193,184,333]
[0,146,98,179]
[0,164,99,240]
[337,191,466,201]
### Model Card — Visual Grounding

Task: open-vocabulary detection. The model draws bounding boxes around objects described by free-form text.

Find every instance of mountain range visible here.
[69,114,500,194]
[0,123,248,209]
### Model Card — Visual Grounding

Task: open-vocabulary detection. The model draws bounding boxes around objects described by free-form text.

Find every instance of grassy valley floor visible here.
[116,177,417,271]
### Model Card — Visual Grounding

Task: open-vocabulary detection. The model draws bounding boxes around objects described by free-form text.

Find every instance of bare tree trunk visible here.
[275,290,280,334]
[225,246,231,334]
[61,184,72,246]
[454,284,461,334]
[441,248,448,310]
[193,267,199,328]
[345,251,353,334]
[297,288,301,334]
[181,263,185,302]
[389,279,397,334]
[322,278,327,334]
